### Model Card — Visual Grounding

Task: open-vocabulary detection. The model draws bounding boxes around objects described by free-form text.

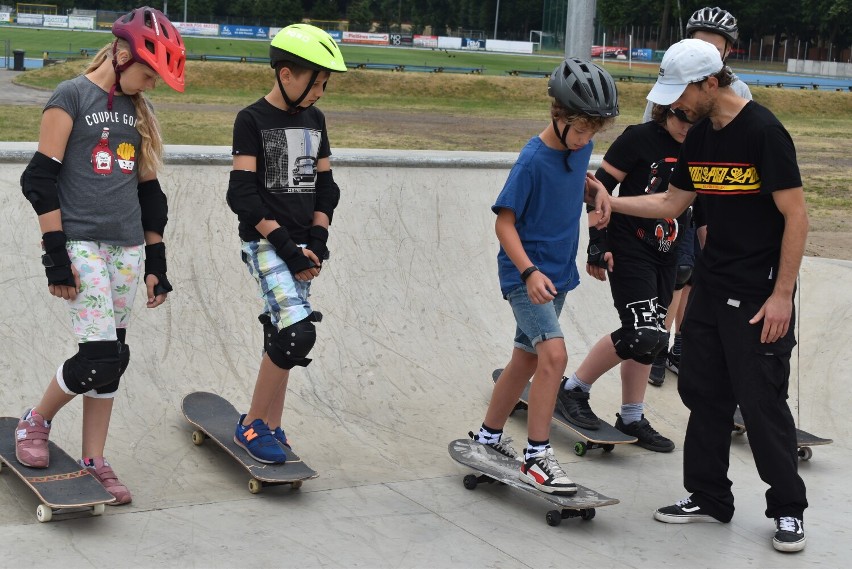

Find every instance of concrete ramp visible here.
[0,147,849,567]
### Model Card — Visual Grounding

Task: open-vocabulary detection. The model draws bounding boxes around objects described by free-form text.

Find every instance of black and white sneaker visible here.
[654,497,718,523]
[773,517,806,552]
[556,378,601,430]
[615,414,675,453]
[468,431,518,460]
[519,447,577,495]
[665,351,680,374]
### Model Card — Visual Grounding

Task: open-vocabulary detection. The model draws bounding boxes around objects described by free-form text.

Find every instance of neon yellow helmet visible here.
[270,24,347,73]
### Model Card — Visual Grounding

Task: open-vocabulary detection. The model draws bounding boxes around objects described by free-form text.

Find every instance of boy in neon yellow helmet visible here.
[225,24,346,463]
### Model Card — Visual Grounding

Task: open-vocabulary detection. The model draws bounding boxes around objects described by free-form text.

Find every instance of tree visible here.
[348,0,373,31]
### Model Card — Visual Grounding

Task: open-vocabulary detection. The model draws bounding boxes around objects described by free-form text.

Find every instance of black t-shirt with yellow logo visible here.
[670,101,802,301]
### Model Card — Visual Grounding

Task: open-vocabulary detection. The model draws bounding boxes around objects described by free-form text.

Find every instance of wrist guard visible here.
[144,242,173,295]
[587,226,609,268]
[41,231,75,286]
[307,225,329,261]
[267,227,315,274]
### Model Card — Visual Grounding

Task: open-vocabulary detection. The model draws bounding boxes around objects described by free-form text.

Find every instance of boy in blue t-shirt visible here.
[473,58,619,495]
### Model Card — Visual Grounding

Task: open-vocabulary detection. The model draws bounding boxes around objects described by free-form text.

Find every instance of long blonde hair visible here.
[86,40,163,177]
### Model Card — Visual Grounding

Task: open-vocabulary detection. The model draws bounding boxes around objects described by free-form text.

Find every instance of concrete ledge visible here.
[0,142,603,169]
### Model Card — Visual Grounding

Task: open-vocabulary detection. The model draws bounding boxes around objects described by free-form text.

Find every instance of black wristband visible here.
[520,265,539,282]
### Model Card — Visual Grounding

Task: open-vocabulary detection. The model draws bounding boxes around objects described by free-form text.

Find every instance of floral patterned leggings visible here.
[65,241,143,342]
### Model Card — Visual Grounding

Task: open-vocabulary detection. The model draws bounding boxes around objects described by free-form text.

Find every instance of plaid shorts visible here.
[240,239,312,329]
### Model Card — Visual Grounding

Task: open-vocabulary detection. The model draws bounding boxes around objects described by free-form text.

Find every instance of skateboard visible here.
[182,391,317,493]
[492,369,638,456]
[732,407,832,461]
[0,417,115,522]
[448,438,619,526]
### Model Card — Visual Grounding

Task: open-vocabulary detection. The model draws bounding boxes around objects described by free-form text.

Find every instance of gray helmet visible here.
[548,58,619,118]
[686,6,739,44]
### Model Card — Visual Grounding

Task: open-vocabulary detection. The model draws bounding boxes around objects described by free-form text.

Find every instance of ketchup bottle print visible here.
[91,127,114,175]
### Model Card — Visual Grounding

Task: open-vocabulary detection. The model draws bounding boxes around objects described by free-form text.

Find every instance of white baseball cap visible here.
[647,39,724,105]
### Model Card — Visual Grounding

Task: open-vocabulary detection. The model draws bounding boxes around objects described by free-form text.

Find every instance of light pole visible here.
[183,0,187,23]
[493,0,500,40]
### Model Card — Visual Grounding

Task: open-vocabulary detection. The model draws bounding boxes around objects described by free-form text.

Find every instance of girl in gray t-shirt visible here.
[15,7,185,506]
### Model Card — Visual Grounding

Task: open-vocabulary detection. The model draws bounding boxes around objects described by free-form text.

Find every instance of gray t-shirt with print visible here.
[45,75,144,246]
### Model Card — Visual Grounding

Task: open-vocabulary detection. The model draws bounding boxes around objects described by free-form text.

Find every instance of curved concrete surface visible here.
[0,147,849,568]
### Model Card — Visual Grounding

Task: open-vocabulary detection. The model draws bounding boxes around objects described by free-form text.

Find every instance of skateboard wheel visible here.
[463,474,479,490]
[36,504,53,523]
[92,504,105,516]
[546,510,562,527]
[191,430,206,446]
[602,444,615,453]
[573,442,587,457]
[248,479,263,494]
[798,447,813,461]
[291,480,303,490]
[580,508,596,521]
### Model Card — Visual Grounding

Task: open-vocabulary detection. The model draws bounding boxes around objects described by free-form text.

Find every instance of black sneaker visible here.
[654,497,718,523]
[648,350,667,386]
[773,517,806,552]
[665,350,680,374]
[615,414,675,452]
[555,378,601,430]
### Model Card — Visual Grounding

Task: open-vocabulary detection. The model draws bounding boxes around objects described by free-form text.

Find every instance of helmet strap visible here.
[275,67,321,115]
[109,40,135,110]
[551,119,574,171]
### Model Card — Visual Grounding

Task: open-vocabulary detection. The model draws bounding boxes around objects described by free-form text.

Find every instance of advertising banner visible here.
[437,36,462,49]
[461,38,485,50]
[413,35,437,48]
[175,22,219,36]
[485,39,533,54]
[630,48,653,61]
[220,25,269,39]
[43,15,68,28]
[389,33,413,46]
[342,31,389,46]
[69,15,95,29]
[16,13,43,26]
[0,12,11,24]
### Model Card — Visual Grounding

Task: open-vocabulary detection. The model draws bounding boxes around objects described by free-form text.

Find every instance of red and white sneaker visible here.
[82,457,132,505]
[15,408,51,468]
[519,447,577,495]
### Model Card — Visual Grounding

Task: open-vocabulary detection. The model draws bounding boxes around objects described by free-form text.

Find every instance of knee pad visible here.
[674,264,693,291]
[258,313,276,355]
[612,328,667,363]
[87,342,130,398]
[59,341,126,395]
[267,315,318,370]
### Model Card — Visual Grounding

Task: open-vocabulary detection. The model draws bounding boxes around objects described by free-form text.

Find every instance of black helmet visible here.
[548,58,619,118]
[686,6,739,44]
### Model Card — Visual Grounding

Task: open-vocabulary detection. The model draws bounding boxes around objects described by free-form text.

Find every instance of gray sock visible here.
[620,403,644,424]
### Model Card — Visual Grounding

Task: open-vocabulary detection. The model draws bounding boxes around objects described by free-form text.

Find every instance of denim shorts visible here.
[505,285,567,353]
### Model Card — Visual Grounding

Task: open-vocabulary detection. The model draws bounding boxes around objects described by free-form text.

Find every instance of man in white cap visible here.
[609,38,809,553]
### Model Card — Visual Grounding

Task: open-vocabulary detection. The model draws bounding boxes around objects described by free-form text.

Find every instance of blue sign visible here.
[327,30,342,41]
[462,38,485,50]
[630,48,653,61]
[220,25,269,39]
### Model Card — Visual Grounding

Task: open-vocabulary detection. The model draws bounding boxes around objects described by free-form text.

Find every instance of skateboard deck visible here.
[0,417,115,522]
[182,391,317,493]
[492,369,637,456]
[732,407,832,461]
[448,438,618,526]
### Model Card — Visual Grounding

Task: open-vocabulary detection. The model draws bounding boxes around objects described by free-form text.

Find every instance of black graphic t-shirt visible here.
[231,98,331,243]
[670,101,802,300]
[603,120,688,265]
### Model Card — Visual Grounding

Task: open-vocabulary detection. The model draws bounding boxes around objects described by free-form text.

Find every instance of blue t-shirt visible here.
[493,136,593,296]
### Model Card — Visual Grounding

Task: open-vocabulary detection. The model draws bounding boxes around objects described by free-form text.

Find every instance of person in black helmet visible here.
[472,58,618,495]
[644,6,753,387]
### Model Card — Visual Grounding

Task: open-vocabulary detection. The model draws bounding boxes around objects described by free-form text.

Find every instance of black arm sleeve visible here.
[138,179,168,236]
[226,170,271,227]
[314,170,341,223]
[21,151,62,215]
[586,167,620,212]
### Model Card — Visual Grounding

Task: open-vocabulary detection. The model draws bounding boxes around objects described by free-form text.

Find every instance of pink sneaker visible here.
[82,457,132,505]
[15,409,51,468]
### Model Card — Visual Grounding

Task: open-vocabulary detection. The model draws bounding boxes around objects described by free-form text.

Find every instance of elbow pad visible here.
[314,170,341,223]
[227,170,270,227]
[21,151,62,215]
[138,179,168,236]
